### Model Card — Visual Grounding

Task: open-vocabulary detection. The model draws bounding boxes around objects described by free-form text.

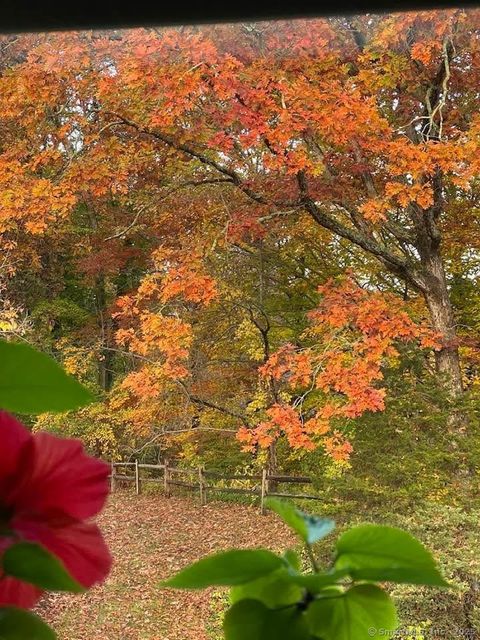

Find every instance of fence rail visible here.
[110,460,319,514]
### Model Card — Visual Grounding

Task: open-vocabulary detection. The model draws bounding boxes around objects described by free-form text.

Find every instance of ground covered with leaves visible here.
[39,491,296,640]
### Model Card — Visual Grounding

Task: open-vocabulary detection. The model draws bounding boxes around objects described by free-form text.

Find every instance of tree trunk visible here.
[267,442,278,491]
[95,274,114,392]
[423,254,463,399]
[98,344,114,392]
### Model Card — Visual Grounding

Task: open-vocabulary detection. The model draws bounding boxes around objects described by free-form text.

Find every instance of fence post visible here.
[110,460,116,493]
[198,466,207,506]
[164,458,171,497]
[260,467,267,515]
[202,466,208,505]
[135,459,141,495]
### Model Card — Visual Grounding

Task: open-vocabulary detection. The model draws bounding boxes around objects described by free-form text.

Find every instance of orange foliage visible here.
[238,278,439,460]
[114,250,216,393]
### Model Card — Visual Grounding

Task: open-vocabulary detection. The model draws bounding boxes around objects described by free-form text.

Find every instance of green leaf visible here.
[291,569,349,594]
[0,607,57,639]
[266,499,335,544]
[3,542,84,593]
[0,340,93,413]
[283,549,301,572]
[334,525,447,586]
[224,599,310,640]
[162,549,284,589]
[306,584,398,640]
[230,569,303,608]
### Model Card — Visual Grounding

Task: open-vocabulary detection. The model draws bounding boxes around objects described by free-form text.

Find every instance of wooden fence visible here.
[110,460,320,515]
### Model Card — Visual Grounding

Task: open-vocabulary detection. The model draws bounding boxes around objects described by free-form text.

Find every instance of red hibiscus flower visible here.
[0,411,112,608]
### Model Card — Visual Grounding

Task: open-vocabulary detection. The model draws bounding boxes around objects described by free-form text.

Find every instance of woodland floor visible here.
[39,491,297,640]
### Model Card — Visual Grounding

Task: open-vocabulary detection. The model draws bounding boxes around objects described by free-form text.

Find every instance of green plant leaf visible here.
[306,584,397,640]
[230,568,303,608]
[0,340,93,413]
[334,524,448,586]
[291,569,349,594]
[283,549,301,572]
[224,599,310,640]
[162,549,284,589]
[266,499,335,544]
[3,542,84,593]
[0,607,57,639]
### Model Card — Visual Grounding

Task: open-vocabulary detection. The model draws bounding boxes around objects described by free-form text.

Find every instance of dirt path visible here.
[40,492,297,640]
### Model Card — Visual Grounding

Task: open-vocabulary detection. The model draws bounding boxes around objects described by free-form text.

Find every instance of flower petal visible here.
[12,518,112,590]
[0,412,31,493]
[12,433,110,521]
[0,575,42,608]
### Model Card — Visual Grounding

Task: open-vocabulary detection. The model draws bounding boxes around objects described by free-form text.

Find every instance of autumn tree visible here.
[69,12,479,401]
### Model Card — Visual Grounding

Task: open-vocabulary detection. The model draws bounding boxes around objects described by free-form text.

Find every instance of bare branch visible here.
[103,205,147,242]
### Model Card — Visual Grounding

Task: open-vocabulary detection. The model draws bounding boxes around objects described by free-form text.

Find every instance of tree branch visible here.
[188,394,250,425]
[103,204,147,241]
[106,112,297,208]
[297,171,428,292]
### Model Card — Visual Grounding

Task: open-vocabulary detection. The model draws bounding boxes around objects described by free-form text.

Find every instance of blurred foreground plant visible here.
[163,499,447,639]
[0,340,110,639]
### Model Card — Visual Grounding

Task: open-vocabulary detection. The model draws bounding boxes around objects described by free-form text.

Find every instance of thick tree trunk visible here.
[425,291,463,397]
[423,254,463,399]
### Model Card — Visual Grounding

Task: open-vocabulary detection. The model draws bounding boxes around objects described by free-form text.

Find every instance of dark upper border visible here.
[0,0,479,33]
